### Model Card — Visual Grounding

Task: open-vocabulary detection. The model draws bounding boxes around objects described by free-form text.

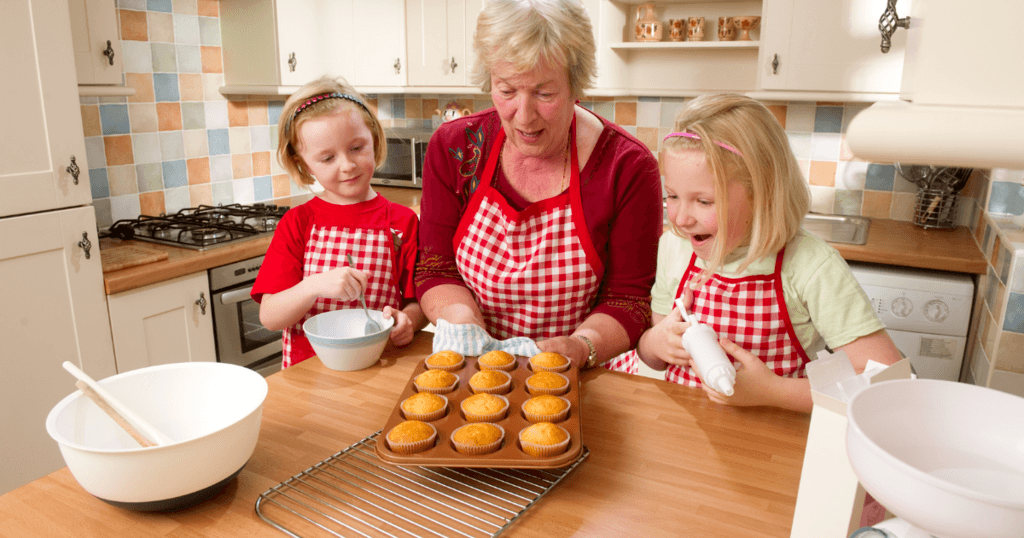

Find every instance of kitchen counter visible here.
[99,187,983,295]
[0,332,810,537]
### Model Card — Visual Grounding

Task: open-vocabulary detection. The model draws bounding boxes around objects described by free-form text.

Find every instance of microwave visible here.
[372,129,433,189]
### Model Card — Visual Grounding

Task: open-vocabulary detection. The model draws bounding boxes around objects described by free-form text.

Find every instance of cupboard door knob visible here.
[772,54,780,75]
[450,56,457,73]
[77,232,92,259]
[102,40,115,65]
[288,52,297,72]
[394,57,401,74]
[67,155,80,185]
[195,292,207,315]
[878,0,910,53]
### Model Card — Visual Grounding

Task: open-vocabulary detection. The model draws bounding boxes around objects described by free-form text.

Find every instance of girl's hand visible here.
[383,307,414,347]
[698,337,779,407]
[307,267,367,302]
[644,287,696,369]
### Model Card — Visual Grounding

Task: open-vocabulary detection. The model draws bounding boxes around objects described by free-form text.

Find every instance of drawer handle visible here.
[878,0,910,53]
[77,232,92,259]
[195,292,207,315]
[103,40,115,65]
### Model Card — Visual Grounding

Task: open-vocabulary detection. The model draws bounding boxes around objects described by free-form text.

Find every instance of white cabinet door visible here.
[0,206,116,495]
[68,0,124,85]
[1,0,92,217]
[351,0,407,87]
[107,272,216,373]
[406,0,471,87]
[758,0,909,93]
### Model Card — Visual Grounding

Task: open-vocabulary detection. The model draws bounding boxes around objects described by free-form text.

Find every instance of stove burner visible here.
[106,202,290,251]
[188,227,230,243]
[256,216,279,231]
[153,228,177,240]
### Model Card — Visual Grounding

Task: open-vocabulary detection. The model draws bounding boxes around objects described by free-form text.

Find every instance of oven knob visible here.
[924,299,949,323]
[891,297,913,317]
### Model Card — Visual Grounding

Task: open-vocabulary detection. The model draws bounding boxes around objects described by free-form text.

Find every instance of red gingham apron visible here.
[452,120,604,342]
[281,204,400,367]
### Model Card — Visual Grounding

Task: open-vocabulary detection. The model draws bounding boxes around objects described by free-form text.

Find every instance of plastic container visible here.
[676,298,737,396]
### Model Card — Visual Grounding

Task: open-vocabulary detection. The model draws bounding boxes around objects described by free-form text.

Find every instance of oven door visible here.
[212,283,282,377]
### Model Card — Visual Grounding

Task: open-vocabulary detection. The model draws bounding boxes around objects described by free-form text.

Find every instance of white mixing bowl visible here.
[303,308,394,371]
[45,362,268,511]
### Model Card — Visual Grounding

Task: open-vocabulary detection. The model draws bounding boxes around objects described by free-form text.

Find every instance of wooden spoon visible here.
[62,361,172,446]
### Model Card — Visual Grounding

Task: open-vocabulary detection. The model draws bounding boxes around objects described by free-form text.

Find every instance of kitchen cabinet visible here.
[68,0,124,86]
[405,0,485,89]
[351,0,407,88]
[0,206,117,495]
[756,0,909,95]
[107,272,216,373]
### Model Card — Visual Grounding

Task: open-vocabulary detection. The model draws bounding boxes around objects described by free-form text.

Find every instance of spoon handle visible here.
[345,254,372,315]
[62,361,172,445]
[75,380,156,447]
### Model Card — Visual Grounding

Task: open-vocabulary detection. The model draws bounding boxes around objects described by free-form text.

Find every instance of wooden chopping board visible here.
[101,244,169,273]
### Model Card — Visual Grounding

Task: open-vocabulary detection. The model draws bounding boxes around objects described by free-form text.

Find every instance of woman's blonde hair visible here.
[664,93,809,279]
[471,0,597,101]
[276,76,386,187]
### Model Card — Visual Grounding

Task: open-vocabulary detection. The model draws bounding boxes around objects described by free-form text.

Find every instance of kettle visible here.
[435,101,472,122]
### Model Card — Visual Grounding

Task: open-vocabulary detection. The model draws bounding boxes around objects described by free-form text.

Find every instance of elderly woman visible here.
[415,0,663,369]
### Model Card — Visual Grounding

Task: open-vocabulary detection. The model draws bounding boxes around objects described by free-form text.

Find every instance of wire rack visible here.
[256,431,589,538]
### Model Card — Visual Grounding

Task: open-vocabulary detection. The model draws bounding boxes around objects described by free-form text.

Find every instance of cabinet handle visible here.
[77,232,92,259]
[771,54,780,75]
[288,52,297,72]
[102,40,115,65]
[67,155,80,185]
[878,0,910,53]
[450,57,457,73]
[195,292,207,315]
[394,58,401,74]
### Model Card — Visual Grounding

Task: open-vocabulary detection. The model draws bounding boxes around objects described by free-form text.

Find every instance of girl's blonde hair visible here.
[664,93,809,279]
[471,0,597,101]
[276,76,386,187]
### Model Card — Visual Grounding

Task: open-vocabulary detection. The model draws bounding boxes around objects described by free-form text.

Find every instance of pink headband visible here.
[664,132,743,157]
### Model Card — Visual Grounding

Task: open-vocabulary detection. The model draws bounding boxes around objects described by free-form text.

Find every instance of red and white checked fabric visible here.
[281,224,398,367]
[453,125,601,342]
[664,249,811,386]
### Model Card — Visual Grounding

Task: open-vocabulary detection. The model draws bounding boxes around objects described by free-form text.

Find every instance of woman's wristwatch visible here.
[574,335,599,369]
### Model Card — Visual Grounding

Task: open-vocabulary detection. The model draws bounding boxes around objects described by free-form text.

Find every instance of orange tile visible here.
[635,127,659,153]
[147,12,174,43]
[808,161,837,187]
[405,99,423,121]
[232,153,253,179]
[119,9,148,41]
[991,235,1001,268]
[588,95,615,102]
[81,105,101,137]
[767,105,787,129]
[189,184,213,206]
[861,190,893,219]
[103,135,134,166]
[615,102,637,126]
[248,101,268,126]
[252,151,271,176]
[156,102,182,131]
[272,173,292,198]
[126,73,154,103]
[422,99,438,119]
[197,0,219,17]
[178,74,203,102]
[228,101,249,127]
[139,191,165,215]
[975,216,987,245]
[186,157,210,185]
[816,101,844,106]
[201,46,223,74]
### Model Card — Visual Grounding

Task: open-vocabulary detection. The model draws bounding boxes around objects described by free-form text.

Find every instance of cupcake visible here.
[386,420,437,454]
[468,369,512,394]
[414,369,458,394]
[519,422,570,457]
[477,350,516,371]
[521,394,571,423]
[525,371,570,396]
[425,350,465,372]
[400,392,448,421]
[529,351,570,373]
[451,423,505,455]
[461,393,509,422]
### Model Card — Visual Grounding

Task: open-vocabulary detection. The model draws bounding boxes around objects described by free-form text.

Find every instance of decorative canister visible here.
[718,16,736,41]
[634,3,662,42]
[668,19,685,42]
[687,17,705,41]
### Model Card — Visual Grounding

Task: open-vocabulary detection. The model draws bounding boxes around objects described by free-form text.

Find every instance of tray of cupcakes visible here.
[375,349,583,468]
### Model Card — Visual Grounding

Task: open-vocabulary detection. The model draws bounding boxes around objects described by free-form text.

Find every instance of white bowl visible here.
[45,362,267,511]
[303,309,395,371]
[847,379,1024,538]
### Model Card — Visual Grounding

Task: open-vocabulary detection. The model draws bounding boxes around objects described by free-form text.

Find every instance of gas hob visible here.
[106,203,289,251]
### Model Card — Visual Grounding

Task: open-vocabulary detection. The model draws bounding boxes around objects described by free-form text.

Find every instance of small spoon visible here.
[62,361,172,446]
[346,254,382,335]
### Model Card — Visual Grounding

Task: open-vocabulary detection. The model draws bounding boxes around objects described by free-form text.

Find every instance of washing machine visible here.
[848,261,975,381]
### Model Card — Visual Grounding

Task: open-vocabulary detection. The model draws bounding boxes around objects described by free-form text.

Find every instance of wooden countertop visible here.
[100,188,983,295]
[0,333,810,537]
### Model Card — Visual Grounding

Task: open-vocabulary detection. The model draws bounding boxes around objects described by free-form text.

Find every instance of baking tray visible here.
[376,355,583,468]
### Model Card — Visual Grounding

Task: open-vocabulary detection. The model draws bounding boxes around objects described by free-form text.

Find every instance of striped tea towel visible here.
[432,319,542,357]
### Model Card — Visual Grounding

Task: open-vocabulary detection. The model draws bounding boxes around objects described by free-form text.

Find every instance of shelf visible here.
[610,40,759,50]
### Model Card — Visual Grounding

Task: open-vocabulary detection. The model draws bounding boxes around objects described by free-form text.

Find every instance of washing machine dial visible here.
[891,297,913,317]
[924,299,949,323]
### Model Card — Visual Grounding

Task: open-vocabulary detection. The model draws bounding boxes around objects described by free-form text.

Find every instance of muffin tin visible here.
[376,354,583,468]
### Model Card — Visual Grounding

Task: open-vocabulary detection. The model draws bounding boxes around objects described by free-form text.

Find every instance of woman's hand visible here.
[384,306,414,347]
[536,336,589,369]
[698,337,779,407]
[306,266,367,302]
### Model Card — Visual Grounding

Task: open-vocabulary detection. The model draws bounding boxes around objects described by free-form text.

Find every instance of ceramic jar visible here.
[668,18,685,42]
[687,17,705,41]
[718,16,735,41]
[634,3,662,42]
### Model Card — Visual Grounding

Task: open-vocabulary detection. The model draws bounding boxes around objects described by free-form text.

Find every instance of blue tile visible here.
[1003,292,1024,333]
[207,129,230,155]
[988,181,1024,215]
[89,168,109,199]
[254,175,273,200]
[162,160,188,188]
[865,163,896,191]
[813,106,843,133]
[147,0,172,12]
[99,104,130,135]
[268,102,284,126]
[153,73,180,102]
[1000,243,1012,284]
[391,99,405,119]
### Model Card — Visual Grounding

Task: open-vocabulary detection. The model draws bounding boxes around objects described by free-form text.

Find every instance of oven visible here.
[209,255,282,377]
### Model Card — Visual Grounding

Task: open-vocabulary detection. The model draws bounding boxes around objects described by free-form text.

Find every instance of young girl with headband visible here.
[252,77,426,368]
[625,93,901,412]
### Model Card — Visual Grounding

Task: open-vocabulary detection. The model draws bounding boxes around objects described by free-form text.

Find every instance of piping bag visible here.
[676,298,736,396]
